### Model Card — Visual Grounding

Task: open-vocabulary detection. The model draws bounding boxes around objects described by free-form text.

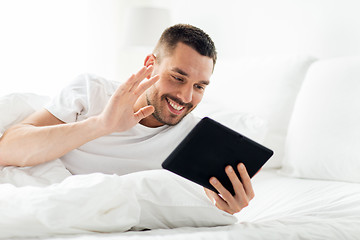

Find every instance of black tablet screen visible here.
[162,117,273,195]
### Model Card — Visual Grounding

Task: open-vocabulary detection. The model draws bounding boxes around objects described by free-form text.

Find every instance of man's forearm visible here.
[0,117,104,167]
[0,66,159,167]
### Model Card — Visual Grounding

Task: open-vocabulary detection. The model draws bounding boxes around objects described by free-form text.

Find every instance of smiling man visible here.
[0,24,254,215]
[138,41,212,127]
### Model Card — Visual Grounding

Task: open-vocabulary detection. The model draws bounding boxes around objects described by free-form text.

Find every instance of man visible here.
[0,24,254,215]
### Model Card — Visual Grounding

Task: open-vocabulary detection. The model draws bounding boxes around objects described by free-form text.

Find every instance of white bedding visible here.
[1,57,360,240]
[0,160,236,239]
[1,160,359,240]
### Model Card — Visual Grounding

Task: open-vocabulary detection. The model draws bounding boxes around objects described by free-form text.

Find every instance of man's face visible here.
[143,43,214,127]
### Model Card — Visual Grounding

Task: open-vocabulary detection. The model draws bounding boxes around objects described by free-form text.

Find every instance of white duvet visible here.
[1,160,360,240]
[0,160,236,239]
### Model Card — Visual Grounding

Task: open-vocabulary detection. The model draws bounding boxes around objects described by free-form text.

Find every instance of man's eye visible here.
[172,76,184,82]
[195,84,205,90]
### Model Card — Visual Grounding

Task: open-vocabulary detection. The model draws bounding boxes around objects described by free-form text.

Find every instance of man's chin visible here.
[159,117,183,126]
[154,112,188,126]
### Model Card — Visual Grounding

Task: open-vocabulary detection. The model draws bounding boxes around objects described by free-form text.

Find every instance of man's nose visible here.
[176,84,193,103]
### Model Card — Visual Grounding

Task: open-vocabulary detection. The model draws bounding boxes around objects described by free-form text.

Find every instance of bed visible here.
[1,55,360,239]
[1,163,359,240]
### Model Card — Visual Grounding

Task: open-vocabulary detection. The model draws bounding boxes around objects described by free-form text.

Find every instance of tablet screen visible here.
[162,117,273,195]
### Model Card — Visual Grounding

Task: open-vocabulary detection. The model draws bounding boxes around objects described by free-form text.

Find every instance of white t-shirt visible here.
[45,74,200,175]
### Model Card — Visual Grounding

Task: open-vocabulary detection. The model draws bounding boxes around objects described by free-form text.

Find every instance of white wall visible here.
[170,0,360,59]
[1,0,360,96]
[0,0,88,96]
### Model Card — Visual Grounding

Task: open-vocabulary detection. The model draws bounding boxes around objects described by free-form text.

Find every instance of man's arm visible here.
[0,110,105,166]
[0,66,159,167]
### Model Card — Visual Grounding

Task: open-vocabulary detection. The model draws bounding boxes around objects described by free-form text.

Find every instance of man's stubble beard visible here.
[146,90,194,126]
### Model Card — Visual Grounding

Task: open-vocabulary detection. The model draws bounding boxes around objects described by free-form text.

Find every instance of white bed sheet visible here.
[10,167,359,240]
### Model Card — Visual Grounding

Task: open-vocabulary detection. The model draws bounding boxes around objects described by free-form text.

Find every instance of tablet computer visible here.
[162,117,274,195]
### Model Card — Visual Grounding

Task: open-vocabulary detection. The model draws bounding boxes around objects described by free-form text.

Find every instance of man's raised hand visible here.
[95,66,159,135]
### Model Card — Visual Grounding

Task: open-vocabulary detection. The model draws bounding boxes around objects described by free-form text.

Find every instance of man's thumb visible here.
[134,105,155,122]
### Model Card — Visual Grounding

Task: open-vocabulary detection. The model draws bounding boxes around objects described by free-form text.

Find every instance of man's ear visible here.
[144,54,156,79]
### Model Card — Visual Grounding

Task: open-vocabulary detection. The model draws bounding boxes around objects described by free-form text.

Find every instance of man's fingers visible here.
[225,165,247,199]
[205,164,256,215]
[111,66,156,105]
[134,105,155,122]
[114,66,153,98]
[238,163,255,200]
[129,65,154,92]
[205,188,234,214]
[209,177,239,211]
[134,74,160,97]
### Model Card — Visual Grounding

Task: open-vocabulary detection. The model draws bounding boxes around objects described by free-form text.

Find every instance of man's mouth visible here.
[166,97,185,114]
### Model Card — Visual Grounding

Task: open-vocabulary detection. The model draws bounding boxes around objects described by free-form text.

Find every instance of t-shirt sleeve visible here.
[45,74,114,123]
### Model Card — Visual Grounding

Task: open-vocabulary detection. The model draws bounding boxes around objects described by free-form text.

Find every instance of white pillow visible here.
[204,55,316,168]
[0,93,50,136]
[280,56,360,182]
[193,98,268,144]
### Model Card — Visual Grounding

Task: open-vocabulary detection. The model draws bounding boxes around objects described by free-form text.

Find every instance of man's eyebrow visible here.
[171,67,210,85]
[199,80,210,85]
[171,67,189,77]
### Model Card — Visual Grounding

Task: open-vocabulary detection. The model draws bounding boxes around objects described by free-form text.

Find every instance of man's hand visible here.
[204,163,255,215]
[95,66,160,135]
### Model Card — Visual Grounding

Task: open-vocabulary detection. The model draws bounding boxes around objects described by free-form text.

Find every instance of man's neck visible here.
[139,116,165,128]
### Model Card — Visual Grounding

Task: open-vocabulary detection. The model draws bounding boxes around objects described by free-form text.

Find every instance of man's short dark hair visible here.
[153,24,217,67]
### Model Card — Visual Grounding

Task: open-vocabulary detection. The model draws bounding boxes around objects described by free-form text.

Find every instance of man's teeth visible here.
[167,98,184,111]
